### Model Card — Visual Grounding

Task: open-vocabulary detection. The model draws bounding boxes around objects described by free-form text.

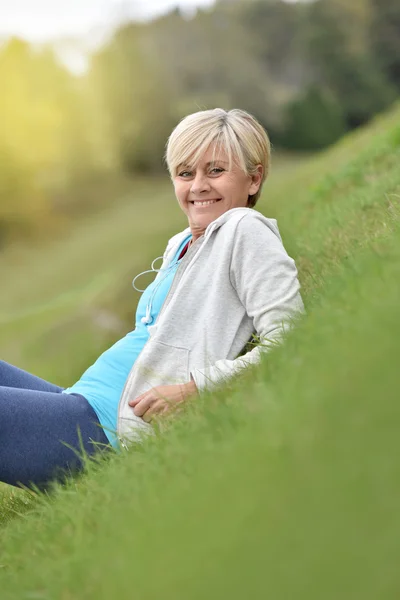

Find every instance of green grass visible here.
[0,104,399,598]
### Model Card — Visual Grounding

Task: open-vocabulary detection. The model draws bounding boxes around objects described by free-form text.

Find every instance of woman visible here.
[0,108,304,489]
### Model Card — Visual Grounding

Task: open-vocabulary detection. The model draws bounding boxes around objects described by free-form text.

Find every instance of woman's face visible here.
[173,144,263,239]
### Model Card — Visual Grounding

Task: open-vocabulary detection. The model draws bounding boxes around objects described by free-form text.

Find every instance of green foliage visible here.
[1,0,400,240]
[89,23,177,175]
[0,146,48,246]
[370,0,400,89]
[282,86,346,150]
[0,38,108,241]
[303,0,396,129]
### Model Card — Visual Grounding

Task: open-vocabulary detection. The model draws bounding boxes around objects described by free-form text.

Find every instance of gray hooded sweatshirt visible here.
[117,207,305,446]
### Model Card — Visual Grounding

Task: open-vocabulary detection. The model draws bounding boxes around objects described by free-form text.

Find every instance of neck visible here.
[189,224,206,243]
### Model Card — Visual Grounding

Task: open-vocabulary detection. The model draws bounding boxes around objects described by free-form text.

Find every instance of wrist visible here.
[184,380,198,396]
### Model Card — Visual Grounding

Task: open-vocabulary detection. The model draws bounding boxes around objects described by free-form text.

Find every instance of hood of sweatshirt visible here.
[163,207,282,266]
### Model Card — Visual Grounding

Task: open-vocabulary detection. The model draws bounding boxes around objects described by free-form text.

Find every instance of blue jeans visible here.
[0,360,111,490]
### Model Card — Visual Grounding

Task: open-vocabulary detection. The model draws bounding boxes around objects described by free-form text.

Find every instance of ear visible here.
[248,164,264,196]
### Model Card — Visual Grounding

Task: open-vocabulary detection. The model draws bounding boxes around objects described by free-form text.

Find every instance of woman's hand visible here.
[128,381,198,423]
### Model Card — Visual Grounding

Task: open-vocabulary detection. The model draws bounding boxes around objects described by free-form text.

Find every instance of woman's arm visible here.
[190,214,305,391]
[129,215,304,420]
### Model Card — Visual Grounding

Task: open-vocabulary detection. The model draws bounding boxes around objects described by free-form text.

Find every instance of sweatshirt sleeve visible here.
[190,214,305,391]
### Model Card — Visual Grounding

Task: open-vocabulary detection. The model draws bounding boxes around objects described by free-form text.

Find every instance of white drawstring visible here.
[132,251,186,325]
[131,256,166,293]
[132,210,248,324]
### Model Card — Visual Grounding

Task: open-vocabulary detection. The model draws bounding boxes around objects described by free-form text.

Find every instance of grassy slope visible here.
[0,104,399,598]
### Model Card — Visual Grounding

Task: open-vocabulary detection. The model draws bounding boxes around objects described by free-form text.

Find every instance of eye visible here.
[178,170,192,178]
[210,167,224,175]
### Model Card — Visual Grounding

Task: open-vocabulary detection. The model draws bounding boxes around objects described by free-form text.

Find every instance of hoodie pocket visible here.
[136,339,190,385]
[118,341,190,446]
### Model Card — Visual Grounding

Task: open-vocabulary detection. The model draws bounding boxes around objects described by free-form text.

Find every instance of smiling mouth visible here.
[190,199,222,207]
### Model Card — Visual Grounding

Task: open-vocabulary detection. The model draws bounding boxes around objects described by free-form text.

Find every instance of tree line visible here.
[1,0,399,242]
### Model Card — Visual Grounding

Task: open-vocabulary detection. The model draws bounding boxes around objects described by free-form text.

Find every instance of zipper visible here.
[155,235,204,325]
[116,233,204,439]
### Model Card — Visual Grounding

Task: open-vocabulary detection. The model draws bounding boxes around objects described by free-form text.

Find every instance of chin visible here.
[196,214,220,229]
[192,207,226,224]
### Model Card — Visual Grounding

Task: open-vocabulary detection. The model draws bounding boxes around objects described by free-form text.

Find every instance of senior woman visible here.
[0,108,304,489]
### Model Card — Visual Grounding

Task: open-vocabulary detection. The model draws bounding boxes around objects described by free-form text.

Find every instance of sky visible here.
[0,0,217,71]
[0,0,216,41]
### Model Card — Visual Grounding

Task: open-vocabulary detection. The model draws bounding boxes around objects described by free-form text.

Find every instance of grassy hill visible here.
[0,103,399,599]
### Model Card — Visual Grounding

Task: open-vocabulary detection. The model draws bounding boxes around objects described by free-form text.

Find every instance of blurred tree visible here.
[2,0,400,242]
[0,40,65,170]
[0,37,109,238]
[239,0,308,88]
[0,40,56,239]
[282,85,346,150]
[89,23,177,174]
[147,4,279,133]
[235,0,313,140]
[0,144,48,245]
[303,0,396,129]
[370,0,400,91]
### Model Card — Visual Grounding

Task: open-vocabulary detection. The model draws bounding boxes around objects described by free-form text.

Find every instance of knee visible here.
[0,360,16,386]
[0,359,10,376]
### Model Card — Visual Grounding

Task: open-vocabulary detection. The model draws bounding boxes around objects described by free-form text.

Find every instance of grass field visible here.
[0,103,399,598]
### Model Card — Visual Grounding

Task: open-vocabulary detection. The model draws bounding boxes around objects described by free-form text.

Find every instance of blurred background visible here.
[0,0,399,246]
[0,0,399,384]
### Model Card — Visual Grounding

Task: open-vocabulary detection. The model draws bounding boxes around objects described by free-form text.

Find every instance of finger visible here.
[129,386,163,407]
[152,402,179,422]
[142,400,166,423]
[132,394,156,417]
[129,393,145,407]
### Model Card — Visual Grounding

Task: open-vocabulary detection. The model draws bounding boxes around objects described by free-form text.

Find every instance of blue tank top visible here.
[63,234,192,448]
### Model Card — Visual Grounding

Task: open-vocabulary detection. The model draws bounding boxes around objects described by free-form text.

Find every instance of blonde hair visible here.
[165,108,271,207]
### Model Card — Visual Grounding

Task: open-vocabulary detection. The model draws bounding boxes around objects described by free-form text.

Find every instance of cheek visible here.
[174,185,189,210]
[173,184,183,200]
[222,176,241,196]
[231,178,250,201]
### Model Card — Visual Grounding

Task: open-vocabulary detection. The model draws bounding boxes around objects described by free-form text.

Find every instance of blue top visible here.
[63,234,192,448]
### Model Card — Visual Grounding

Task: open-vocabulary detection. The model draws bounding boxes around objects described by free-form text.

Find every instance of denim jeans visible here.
[0,360,110,489]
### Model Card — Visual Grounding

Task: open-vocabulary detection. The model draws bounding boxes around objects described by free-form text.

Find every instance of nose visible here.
[190,171,211,196]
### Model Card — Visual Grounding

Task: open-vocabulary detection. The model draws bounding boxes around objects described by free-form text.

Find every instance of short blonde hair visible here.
[165,108,271,207]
